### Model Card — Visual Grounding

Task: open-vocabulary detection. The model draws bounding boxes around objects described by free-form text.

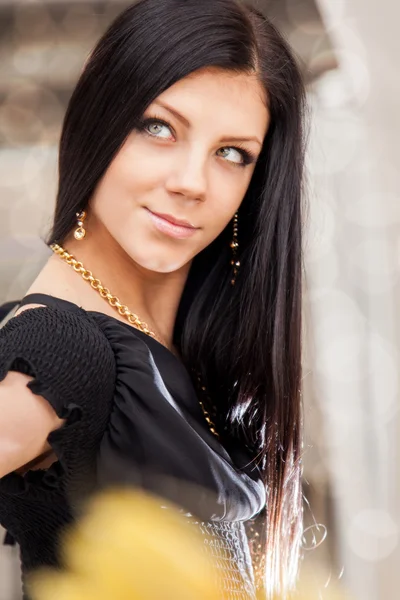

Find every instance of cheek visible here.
[115,134,174,189]
[91,174,130,229]
[101,135,167,200]
[105,157,150,198]
[204,187,247,237]
[210,166,253,212]
[91,146,162,224]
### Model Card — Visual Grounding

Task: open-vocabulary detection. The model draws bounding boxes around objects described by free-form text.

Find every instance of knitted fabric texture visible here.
[0,307,116,582]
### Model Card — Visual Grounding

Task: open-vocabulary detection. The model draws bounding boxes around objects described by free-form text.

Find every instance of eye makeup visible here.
[136,115,258,167]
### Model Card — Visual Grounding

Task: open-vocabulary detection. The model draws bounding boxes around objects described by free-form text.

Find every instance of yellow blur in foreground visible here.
[29,489,220,600]
[288,572,351,600]
[28,488,350,600]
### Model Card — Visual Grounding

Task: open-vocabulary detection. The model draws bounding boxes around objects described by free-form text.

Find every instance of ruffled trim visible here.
[0,412,79,548]
[0,416,80,498]
[0,353,82,496]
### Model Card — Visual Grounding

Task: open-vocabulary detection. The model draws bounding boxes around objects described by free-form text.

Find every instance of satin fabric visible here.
[19,294,266,522]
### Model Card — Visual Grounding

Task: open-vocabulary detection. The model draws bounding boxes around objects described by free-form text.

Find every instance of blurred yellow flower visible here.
[28,488,221,600]
[28,488,351,600]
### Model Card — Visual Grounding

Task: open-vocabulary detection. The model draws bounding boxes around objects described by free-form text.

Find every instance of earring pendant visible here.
[74,210,87,241]
[230,212,240,286]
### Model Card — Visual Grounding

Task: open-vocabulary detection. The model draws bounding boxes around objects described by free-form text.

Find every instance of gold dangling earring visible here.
[230,212,240,286]
[74,210,87,241]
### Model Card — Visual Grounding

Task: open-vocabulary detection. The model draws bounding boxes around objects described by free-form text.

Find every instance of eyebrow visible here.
[153,100,263,147]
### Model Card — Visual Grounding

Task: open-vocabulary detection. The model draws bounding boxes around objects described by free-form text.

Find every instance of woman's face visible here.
[91,67,270,273]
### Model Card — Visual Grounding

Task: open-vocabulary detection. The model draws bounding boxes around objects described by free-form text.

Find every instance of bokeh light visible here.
[348,510,398,562]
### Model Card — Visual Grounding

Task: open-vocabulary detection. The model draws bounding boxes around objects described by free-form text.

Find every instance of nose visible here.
[165,149,207,202]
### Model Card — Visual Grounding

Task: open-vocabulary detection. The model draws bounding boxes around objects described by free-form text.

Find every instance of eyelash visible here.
[137,115,257,168]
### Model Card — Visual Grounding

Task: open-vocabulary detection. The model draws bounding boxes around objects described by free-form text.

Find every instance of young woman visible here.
[0,0,307,598]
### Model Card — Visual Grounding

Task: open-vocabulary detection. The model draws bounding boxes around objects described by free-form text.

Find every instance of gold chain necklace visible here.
[50,243,219,438]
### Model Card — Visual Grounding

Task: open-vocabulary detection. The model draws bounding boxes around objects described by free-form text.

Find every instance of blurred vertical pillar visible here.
[309,1,400,599]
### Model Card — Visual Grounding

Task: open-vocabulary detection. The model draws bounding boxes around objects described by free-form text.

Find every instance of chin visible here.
[135,254,190,274]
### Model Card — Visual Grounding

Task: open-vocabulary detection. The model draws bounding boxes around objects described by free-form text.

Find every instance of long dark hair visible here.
[47,0,308,595]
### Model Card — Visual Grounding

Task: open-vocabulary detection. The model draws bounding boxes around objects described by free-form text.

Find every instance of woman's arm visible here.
[0,302,116,485]
[0,370,64,478]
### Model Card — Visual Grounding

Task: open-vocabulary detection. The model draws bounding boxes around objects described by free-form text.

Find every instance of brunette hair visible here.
[47,0,308,596]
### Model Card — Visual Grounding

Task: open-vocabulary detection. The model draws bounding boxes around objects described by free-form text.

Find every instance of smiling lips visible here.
[145,208,200,239]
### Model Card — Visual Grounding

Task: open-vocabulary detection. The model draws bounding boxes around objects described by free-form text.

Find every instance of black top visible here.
[0,293,266,598]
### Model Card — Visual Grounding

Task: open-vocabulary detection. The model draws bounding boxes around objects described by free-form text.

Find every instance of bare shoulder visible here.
[15,253,83,316]
[14,303,47,317]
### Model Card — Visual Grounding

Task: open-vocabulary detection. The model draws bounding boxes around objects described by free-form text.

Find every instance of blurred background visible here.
[0,0,399,598]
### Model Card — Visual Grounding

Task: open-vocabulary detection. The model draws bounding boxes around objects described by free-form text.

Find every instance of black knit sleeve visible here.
[0,306,116,499]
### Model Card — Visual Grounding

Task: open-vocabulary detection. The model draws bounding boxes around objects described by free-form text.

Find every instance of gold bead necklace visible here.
[50,243,219,438]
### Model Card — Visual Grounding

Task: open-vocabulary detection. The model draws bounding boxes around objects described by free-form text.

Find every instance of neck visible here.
[59,221,191,350]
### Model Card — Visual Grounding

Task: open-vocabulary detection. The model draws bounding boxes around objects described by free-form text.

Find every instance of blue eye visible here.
[217,147,251,166]
[140,118,173,139]
[137,116,257,167]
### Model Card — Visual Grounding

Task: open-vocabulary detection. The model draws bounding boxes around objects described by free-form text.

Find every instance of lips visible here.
[144,208,200,240]
[148,210,198,230]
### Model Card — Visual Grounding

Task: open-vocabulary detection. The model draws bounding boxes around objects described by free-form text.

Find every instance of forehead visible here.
[154,68,270,140]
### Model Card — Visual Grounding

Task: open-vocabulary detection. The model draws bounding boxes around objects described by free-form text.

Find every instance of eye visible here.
[217,147,243,164]
[142,118,173,139]
[216,146,256,167]
[138,117,257,167]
